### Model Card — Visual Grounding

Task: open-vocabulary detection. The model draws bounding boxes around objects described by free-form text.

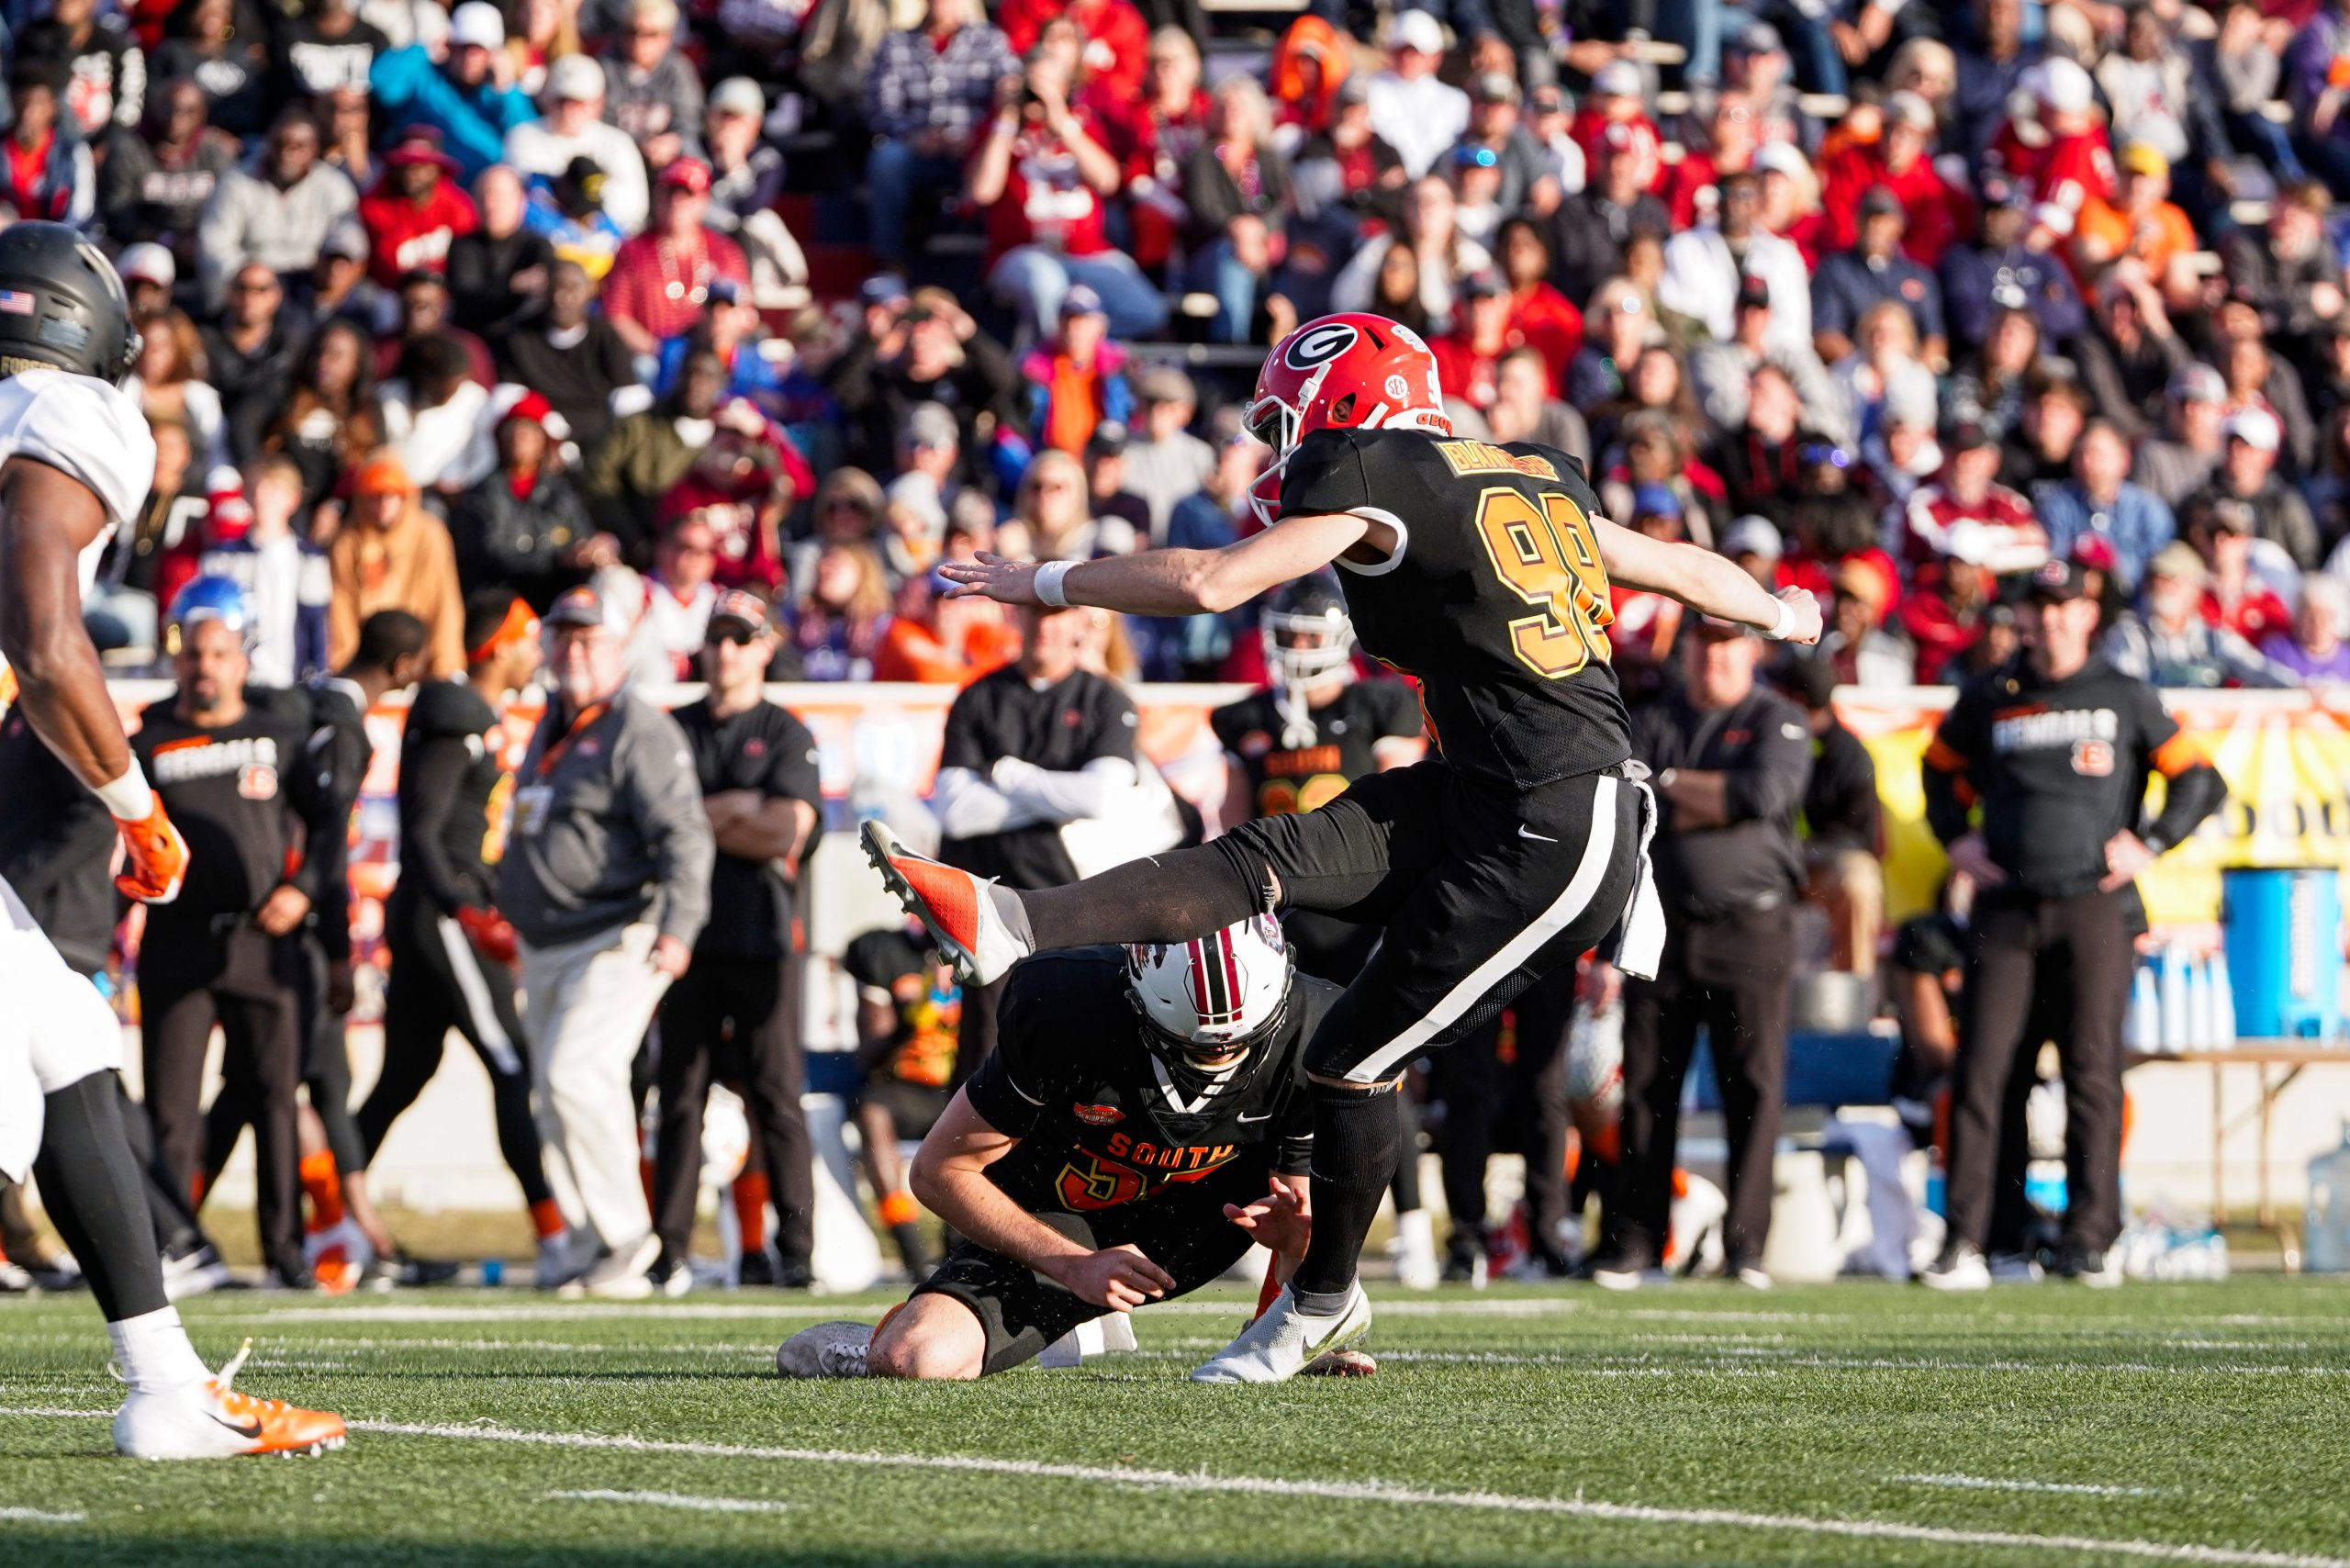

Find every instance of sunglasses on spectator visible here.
[1799,443,1852,468]
[706,627,759,647]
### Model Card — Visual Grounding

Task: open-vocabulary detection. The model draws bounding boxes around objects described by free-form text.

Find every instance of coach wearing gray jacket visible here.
[501,577,713,1298]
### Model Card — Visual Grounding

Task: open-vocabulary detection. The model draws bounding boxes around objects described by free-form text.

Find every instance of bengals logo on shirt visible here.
[237,763,279,800]
[2072,738,2115,777]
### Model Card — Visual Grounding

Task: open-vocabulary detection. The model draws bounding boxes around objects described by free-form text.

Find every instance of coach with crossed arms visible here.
[500,579,714,1299]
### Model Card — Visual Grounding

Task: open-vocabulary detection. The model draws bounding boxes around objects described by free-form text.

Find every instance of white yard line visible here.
[550,1489,792,1515]
[1893,1474,2166,1498]
[344,1419,2350,1568]
[4,1406,2340,1566]
[240,1299,1602,1324]
[0,1506,84,1524]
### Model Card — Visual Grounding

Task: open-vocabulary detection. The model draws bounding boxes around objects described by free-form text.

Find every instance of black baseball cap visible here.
[1736,274,1771,310]
[2024,558,2088,604]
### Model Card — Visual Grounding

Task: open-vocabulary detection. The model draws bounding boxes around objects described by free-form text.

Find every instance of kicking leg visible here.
[864,763,1452,981]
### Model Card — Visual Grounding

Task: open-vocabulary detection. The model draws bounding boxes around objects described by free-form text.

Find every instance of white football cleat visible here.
[1389,1209,1441,1292]
[776,1321,874,1378]
[113,1340,347,1460]
[860,820,1031,985]
[1189,1283,1371,1384]
[562,1234,662,1300]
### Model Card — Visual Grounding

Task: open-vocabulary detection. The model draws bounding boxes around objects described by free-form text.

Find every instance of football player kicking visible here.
[863,312,1823,1383]
[778,919,1336,1380]
[0,223,344,1455]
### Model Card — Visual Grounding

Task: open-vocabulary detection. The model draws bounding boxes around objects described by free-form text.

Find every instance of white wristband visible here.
[95,758,154,821]
[1763,597,1797,641]
[1034,559,1075,609]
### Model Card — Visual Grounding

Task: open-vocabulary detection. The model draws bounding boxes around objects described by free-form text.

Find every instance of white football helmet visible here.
[1127,916,1294,1126]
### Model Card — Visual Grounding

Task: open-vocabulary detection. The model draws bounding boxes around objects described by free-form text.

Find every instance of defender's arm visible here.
[0,459,130,790]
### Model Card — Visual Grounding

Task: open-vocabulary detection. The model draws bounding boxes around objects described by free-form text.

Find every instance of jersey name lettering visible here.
[1263,745,1344,778]
[1436,440,1559,480]
[151,734,281,784]
[1991,705,2119,753]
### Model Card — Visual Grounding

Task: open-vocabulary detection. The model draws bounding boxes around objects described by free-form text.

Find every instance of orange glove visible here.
[113,798,189,904]
[456,905,519,967]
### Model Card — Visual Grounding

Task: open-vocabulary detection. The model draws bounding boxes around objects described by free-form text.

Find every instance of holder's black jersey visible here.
[1276,427,1632,788]
[963,947,1333,1215]
[397,680,509,915]
[1212,678,1423,820]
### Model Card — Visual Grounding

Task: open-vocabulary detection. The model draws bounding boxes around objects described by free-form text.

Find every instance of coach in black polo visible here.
[1919,559,2224,1289]
[652,588,825,1292]
[930,602,1141,1070]
[1591,615,1814,1290]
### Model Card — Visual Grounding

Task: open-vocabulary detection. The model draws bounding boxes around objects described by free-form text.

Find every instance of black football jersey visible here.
[1211,678,1423,819]
[132,700,332,928]
[1277,426,1633,787]
[397,680,509,914]
[963,946,1331,1215]
[672,697,823,959]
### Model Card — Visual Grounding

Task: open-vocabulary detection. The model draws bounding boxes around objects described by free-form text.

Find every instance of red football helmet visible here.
[1245,313,1451,524]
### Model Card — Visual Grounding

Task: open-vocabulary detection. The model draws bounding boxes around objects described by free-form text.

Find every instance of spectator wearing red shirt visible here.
[1495,217,1583,388]
[996,0,1149,105]
[0,62,94,227]
[1822,92,1972,267]
[1655,95,1762,231]
[2193,497,2296,644]
[1089,27,1210,273]
[1897,422,2050,571]
[1569,61,1660,192]
[1431,270,1519,414]
[357,125,478,288]
[603,158,751,363]
[1991,57,2117,219]
[970,45,1167,340]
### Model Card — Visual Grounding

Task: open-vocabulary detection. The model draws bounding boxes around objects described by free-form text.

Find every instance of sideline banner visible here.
[101,681,2350,1012]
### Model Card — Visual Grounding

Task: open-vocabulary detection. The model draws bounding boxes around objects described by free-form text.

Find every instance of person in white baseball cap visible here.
[116,242,176,315]
[500,49,651,232]
[367,0,533,182]
[1367,10,1469,178]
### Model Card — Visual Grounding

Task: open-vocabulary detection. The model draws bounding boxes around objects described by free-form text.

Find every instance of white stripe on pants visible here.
[518,922,670,1251]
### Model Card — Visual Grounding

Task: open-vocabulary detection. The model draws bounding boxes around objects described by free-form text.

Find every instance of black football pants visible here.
[1608,907,1795,1270]
[653,953,814,1268]
[1945,888,2131,1254]
[140,965,304,1274]
[357,894,553,1209]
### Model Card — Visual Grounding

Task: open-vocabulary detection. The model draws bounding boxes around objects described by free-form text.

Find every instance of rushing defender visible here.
[0,221,344,1456]
[778,918,1326,1380]
[865,312,1822,1383]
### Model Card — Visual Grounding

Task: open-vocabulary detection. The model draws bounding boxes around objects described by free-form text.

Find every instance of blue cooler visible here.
[2221,868,2344,1041]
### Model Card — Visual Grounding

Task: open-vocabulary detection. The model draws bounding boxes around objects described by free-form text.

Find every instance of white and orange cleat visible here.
[859,820,1033,984]
[114,1340,348,1460]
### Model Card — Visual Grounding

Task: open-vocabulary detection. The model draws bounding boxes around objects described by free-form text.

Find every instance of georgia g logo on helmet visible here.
[1281,321,1360,371]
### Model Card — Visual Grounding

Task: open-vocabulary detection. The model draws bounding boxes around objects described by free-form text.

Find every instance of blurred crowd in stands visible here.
[32,0,2350,696]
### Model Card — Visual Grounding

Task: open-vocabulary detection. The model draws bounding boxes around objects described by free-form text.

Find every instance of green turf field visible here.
[3,1277,2348,1566]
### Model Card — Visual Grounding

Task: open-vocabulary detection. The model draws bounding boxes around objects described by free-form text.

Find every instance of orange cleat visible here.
[114,1341,348,1460]
[859,820,1030,983]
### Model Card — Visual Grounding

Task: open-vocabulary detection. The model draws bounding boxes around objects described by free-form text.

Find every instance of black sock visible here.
[30,1072,170,1322]
[1292,1080,1402,1311]
[1020,840,1267,952]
